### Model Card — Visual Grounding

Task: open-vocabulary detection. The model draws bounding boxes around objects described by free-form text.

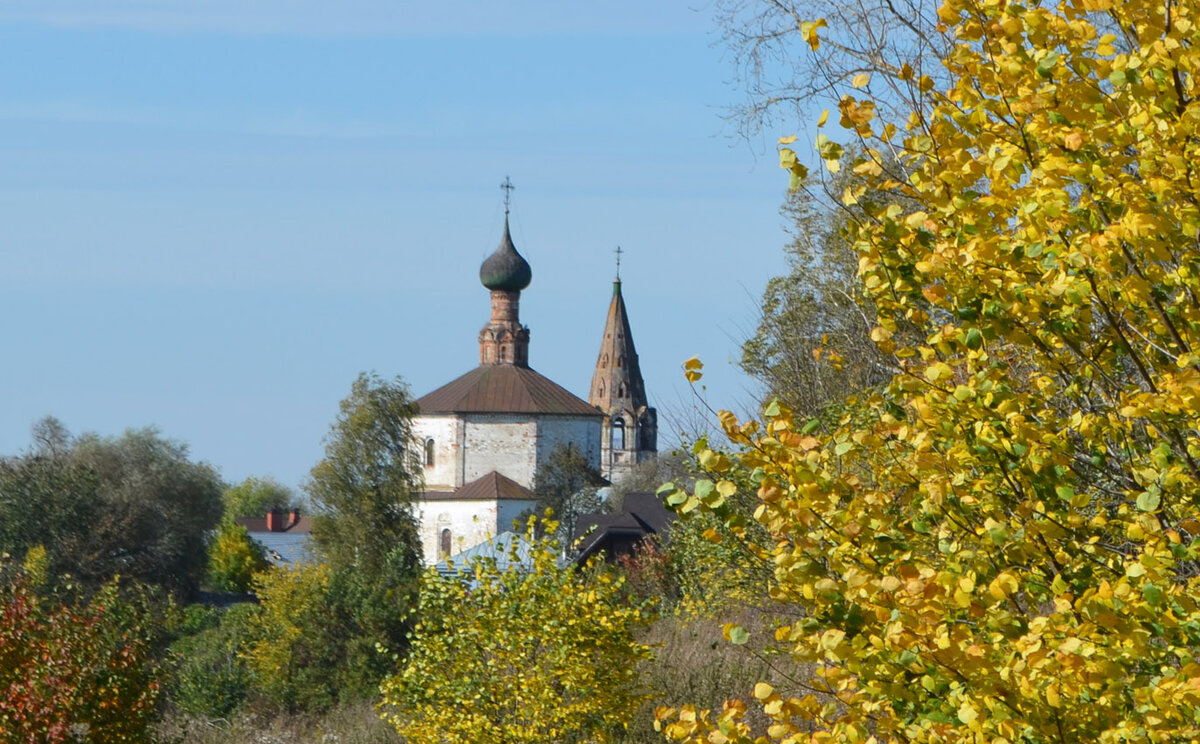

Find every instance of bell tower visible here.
[589,252,656,482]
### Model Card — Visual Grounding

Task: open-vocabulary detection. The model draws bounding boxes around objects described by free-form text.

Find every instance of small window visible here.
[440,528,452,558]
[618,383,627,398]
[612,418,625,450]
[424,438,435,467]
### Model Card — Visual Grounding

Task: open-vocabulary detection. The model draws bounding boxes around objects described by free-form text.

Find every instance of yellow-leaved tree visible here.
[658,0,1200,741]
[380,522,653,744]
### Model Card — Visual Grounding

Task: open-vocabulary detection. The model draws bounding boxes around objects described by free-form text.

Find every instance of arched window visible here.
[618,383,627,398]
[440,528,452,558]
[612,418,625,450]
[424,438,435,467]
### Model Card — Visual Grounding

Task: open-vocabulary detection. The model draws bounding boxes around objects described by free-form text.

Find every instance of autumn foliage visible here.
[380,524,653,744]
[658,0,1200,741]
[0,568,159,743]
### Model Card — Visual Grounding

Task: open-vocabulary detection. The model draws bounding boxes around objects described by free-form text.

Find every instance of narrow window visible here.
[424,438,435,467]
[440,528,452,558]
[612,418,625,450]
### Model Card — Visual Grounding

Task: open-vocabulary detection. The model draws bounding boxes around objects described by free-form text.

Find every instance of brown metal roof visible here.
[421,471,535,501]
[416,364,602,417]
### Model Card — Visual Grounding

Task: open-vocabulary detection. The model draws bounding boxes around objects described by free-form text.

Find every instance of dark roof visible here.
[417,364,602,417]
[479,216,532,291]
[572,491,676,562]
[421,471,536,502]
[621,492,675,533]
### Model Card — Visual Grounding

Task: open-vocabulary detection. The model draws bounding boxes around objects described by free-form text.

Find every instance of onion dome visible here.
[480,217,532,291]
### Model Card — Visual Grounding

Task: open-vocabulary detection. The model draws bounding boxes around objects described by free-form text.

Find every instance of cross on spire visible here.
[615,245,623,280]
[500,176,515,215]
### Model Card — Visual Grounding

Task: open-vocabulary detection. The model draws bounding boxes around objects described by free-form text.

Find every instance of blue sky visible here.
[0,2,820,493]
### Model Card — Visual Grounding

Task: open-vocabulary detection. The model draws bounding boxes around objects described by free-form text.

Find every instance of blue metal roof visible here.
[250,532,315,566]
[433,531,536,579]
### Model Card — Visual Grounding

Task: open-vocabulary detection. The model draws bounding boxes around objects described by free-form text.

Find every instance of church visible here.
[411,206,656,565]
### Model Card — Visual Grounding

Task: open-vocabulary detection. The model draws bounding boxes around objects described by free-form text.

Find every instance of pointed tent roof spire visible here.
[589,274,648,413]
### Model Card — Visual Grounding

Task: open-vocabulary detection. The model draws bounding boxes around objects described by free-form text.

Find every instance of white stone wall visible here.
[462,415,539,487]
[412,415,463,491]
[536,416,603,474]
[414,498,537,566]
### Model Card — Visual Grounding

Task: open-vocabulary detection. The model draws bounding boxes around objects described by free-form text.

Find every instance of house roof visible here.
[433,531,536,579]
[573,491,676,562]
[235,515,313,534]
[251,532,314,566]
[421,470,536,502]
[416,364,602,417]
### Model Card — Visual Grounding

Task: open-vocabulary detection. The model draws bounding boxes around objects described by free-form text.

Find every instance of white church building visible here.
[410,207,656,565]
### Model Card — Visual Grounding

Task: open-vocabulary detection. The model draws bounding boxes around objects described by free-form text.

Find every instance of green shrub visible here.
[167,603,257,717]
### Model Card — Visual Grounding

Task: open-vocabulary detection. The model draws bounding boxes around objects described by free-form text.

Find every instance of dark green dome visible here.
[480,217,532,291]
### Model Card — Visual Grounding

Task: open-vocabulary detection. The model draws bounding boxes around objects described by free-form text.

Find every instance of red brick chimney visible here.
[288,508,300,529]
[266,508,283,532]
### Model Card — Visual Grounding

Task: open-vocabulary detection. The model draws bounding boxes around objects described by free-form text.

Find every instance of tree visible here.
[714,0,948,137]
[741,163,895,415]
[307,372,422,578]
[0,564,161,743]
[205,520,269,593]
[659,0,1200,741]
[532,444,607,546]
[380,523,653,744]
[0,419,223,595]
[242,562,342,711]
[266,372,425,705]
[222,476,297,519]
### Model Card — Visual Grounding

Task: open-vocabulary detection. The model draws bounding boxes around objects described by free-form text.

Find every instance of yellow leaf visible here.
[821,629,846,650]
[818,109,829,127]
[779,148,797,170]
[1046,683,1061,708]
[988,572,1019,600]
[958,702,978,724]
[753,682,775,700]
[778,134,797,145]
[852,72,871,88]
[801,18,827,50]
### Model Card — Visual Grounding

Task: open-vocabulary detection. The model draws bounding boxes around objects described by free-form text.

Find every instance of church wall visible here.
[412,415,463,491]
[535,416,603,474]
[414,498,537,566]
[462,415,539,487]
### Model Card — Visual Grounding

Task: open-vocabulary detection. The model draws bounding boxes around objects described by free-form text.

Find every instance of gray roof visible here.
[249,531,315,566]
[433,531,536,579]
